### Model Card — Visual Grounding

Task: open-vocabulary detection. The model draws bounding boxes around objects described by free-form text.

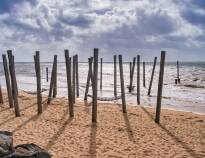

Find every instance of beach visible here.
[0,91,204,158]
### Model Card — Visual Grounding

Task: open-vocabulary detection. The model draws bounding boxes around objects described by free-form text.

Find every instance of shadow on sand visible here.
[89,123,97,158]
[139,105,203,158]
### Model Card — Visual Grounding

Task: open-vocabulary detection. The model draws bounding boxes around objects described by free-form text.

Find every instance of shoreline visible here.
[0,91,204,157]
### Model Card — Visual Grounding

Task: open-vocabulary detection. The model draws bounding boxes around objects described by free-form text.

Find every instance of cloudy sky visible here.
[0,0,205,62]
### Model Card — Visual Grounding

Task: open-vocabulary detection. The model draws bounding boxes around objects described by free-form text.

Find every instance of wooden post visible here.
[100,58,102,90]
[129,62,132,90]
[0,84,3,103]
[129,57,136,92]
[34,51,42,114]
[84,57,93,100]
[119,55,126,113]
[147,57,157,96]
[72,55,76,103]
[137,55,140,105]
[176,61,180,84]
[76,55,79,97]
[7,51,20,116]
[47,55,57,104]
[53,55,57,98]
[65,50,74,117]
[114,55,117,98]
[155,51,166,124]
[92,48,98,123]
[143,62,146,87]
[46,67,48,82]
[2,54,13,108]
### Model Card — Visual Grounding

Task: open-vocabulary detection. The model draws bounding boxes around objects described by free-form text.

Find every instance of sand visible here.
[0,91,204,158]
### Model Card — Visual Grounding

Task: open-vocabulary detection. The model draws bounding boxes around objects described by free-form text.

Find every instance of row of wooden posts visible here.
[0,49,166,124]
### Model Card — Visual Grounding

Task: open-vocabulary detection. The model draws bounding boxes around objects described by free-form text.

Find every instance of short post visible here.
[65,50,74,117]
[46,67,48,82]
[92,48,98,123]
[114,55,117,98]
[143,62,146,87]
[137,55,140,105]
[34,51,42,114]
[129,57,136,92]
[0,84,3,103]
[84,57,93,100]
[2,54,13,108]
[100,58,102,90]
[176,61,180,84]
[155,51,166,123]
[148,57,157,96]
[76,55,79,97]
[72,55,76,103]
[7,51,20,117]
[47,55,57,104]
[53,55,57,98]
[119,55,126,113]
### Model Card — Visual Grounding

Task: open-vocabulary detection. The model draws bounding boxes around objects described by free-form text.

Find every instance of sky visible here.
[0,0,205,62]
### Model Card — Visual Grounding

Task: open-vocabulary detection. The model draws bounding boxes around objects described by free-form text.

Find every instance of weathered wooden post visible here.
[0,84,3,103]
[53,55,57,98]
[137,55,140,105]
[72,55,76,103]
[114,55,117,98]
[119,55,126,113]
[34,51,42,114]
[147,57,157,96]
[65,50,74,117]
[84,57,93,100]
[100,58,102,90]
[143,62,146,87]
[175,61,180,84]
[76,54,79,97]
[92,48,99,123]
[129,62,132,89]
[47,55,57,104]
[46,67,48,82]
[7,51,20,117]
[155,51,166,124]
[2,54,13,108]
[129,57,136,92]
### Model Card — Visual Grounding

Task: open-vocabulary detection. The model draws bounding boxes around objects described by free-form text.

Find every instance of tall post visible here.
[84,57,93,101]
[119,55,126,113]
[72,55,76,103]
[7,51,20,117]
[65,50,74,117]
[143,62,146,87]
[155,51,166,123]
[76,55,79,97]
[100,58,102,90]
[137,55,140,105]
[129,62,132,90]
[2,54,13,108]
[46,67,48,82]
[92,48,98,123]
[129,57,136,92]
[114,55,117,98]
[0,84,3,103]
[47,55,57,104]
[34,51,42,114]
[148,57,157,96]
[53,55,57,98]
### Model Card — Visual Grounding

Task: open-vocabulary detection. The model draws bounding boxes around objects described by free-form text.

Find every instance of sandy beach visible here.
[0,91,204,158]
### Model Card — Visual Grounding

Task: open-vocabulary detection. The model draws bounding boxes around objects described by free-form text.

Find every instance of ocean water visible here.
[0,61,205,114]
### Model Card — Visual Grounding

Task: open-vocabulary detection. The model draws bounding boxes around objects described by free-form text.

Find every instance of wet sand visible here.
[0,91,204,158]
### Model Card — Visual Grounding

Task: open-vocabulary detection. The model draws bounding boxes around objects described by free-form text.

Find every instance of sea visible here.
[0,61,205,114]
